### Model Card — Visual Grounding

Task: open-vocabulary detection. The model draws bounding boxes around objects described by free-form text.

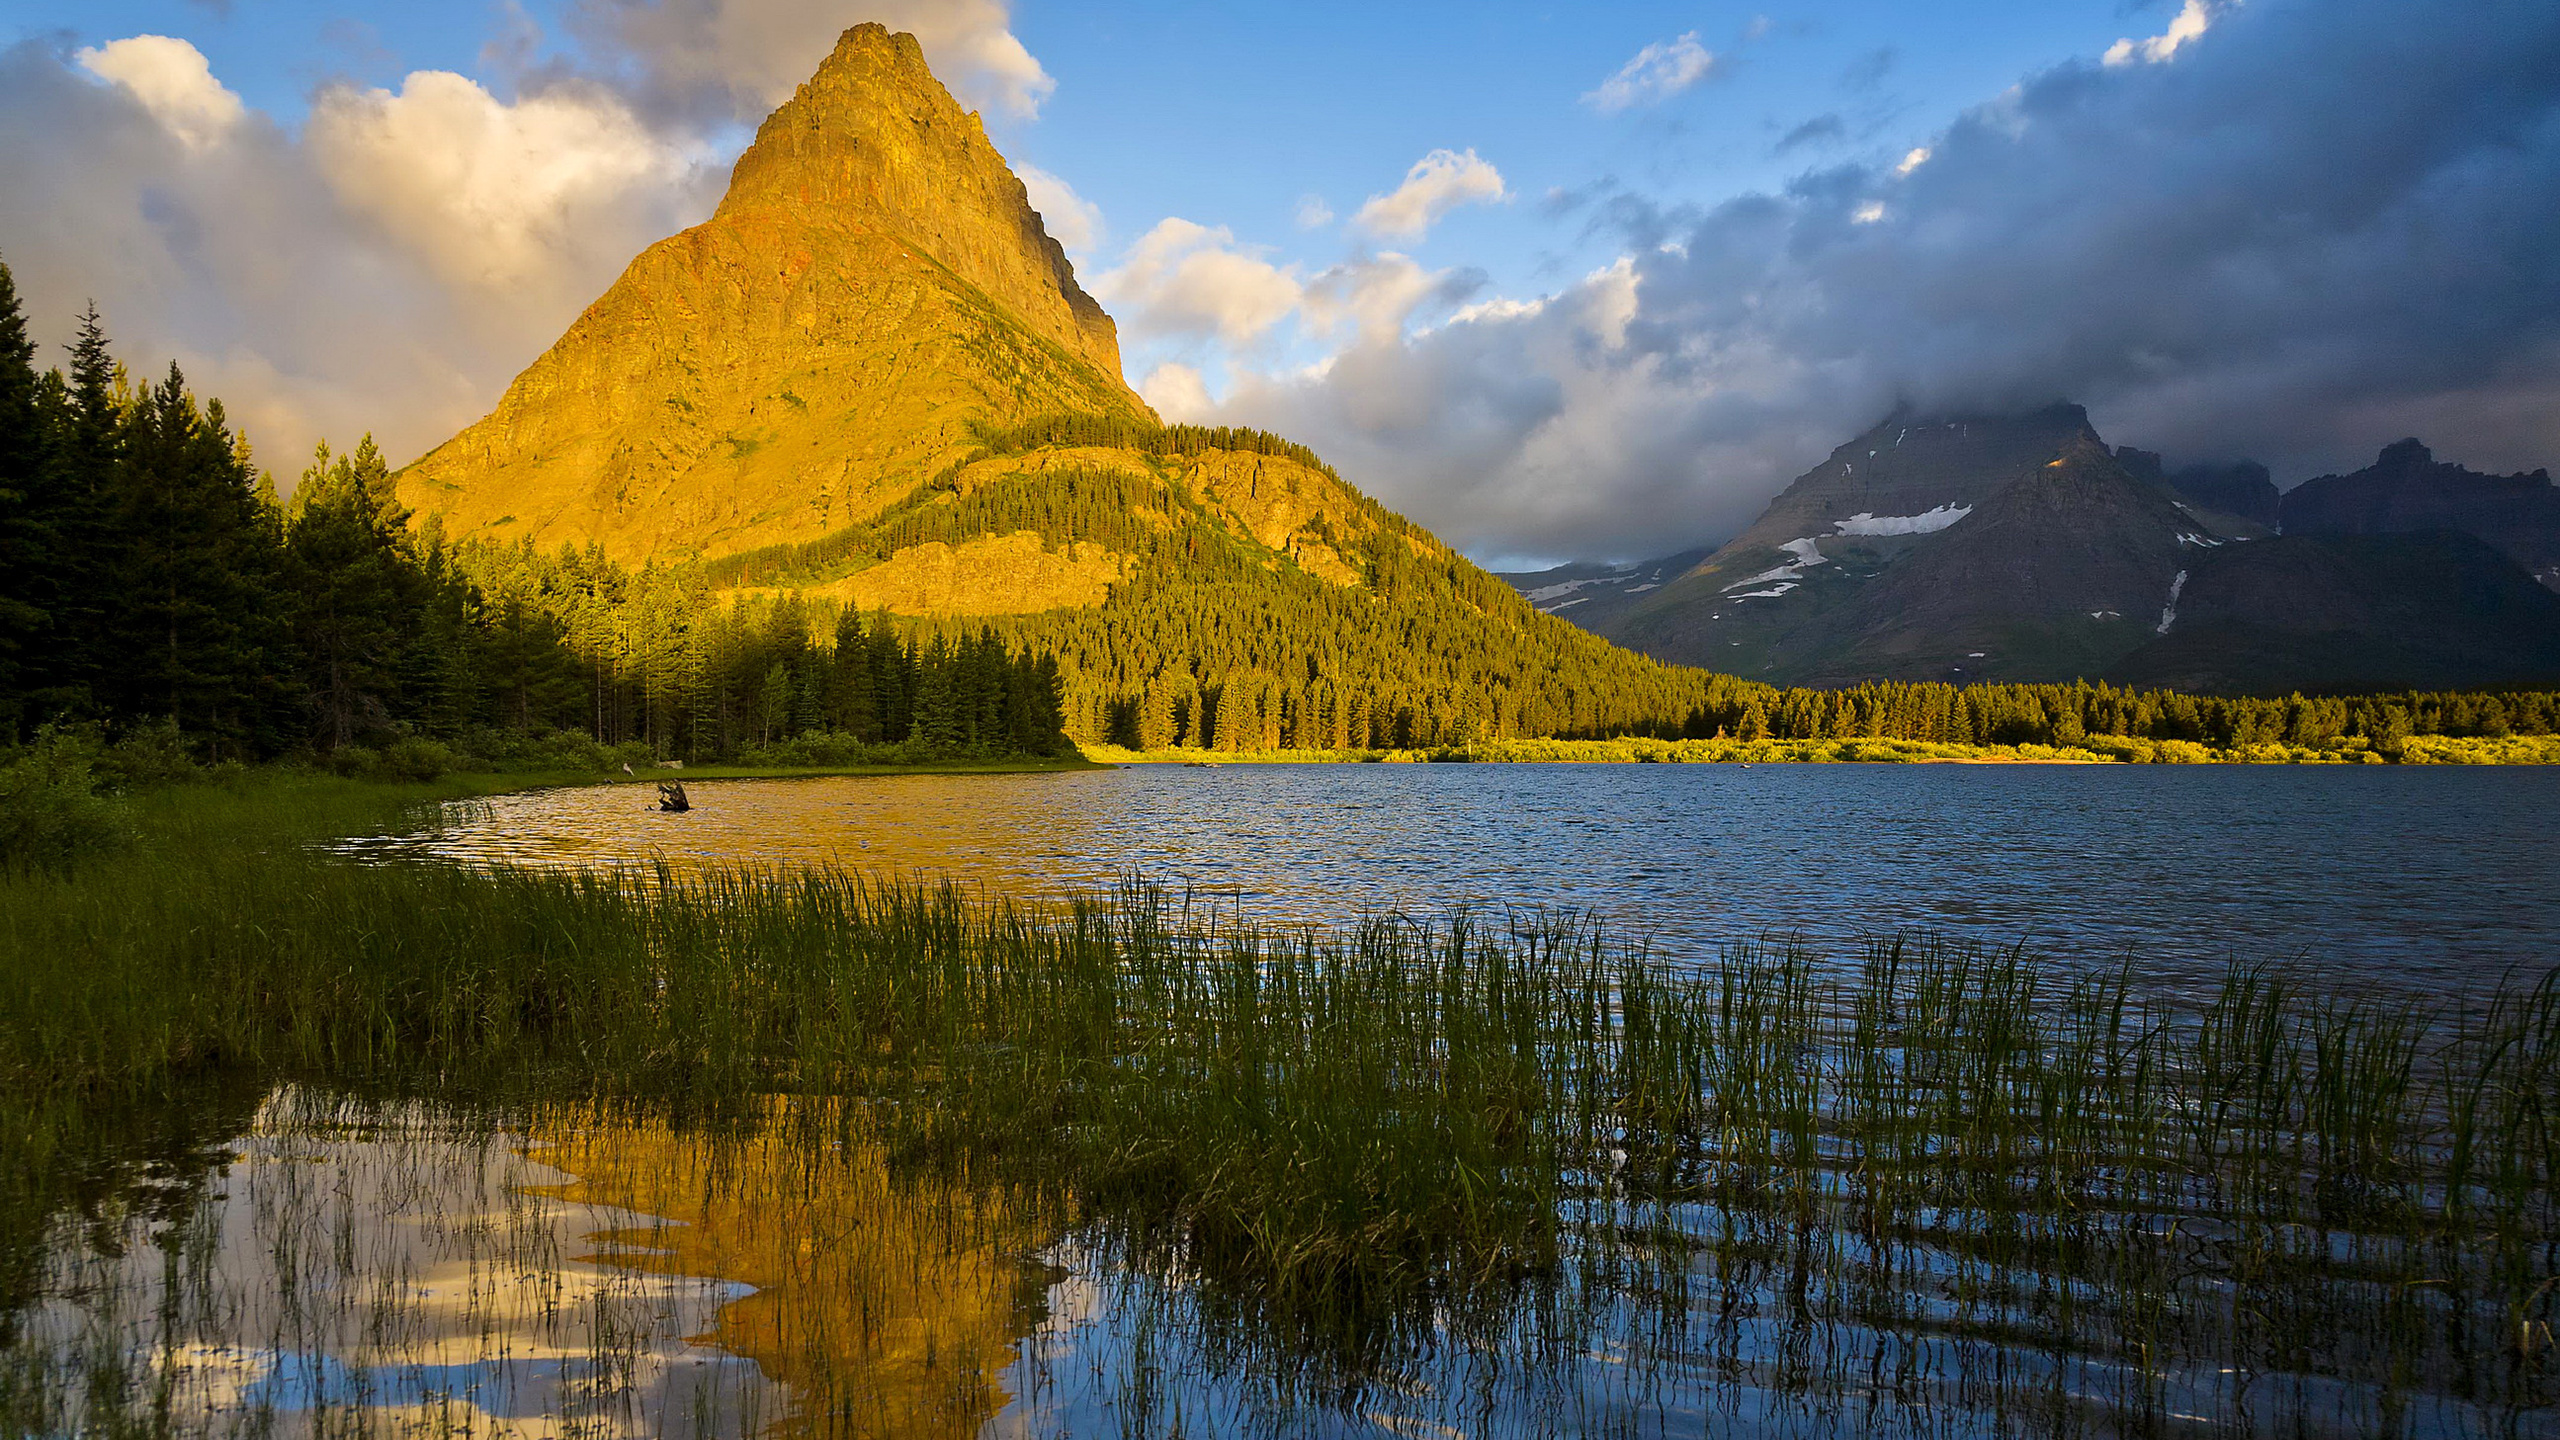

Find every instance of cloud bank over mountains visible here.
[565,0,1054,126]
[4,0,2556,568]
[1176,0,2560,561]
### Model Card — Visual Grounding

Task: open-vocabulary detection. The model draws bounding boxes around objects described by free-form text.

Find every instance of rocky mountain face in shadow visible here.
[2114,449,2280,531]
[2107,532,2560,693]
[1495,548,1716,636]
[2279,439,2560,591]
[1599,405,2221,685]
[1512,408,2560,693]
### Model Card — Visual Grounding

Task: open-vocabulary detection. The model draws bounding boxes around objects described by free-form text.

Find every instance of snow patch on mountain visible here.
[2156,569,2189,635]
[1832,504,1974,537]
[1722,537,1828,602]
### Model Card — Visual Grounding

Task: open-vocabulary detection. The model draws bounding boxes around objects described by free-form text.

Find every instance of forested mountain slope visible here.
[403,25,1754,746]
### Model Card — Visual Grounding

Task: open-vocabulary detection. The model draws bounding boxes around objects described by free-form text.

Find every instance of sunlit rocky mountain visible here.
[394,23,1728,741]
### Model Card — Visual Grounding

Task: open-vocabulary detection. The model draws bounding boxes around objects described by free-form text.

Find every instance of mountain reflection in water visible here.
[18,1078,2559,1437]
[8,1090,1061,1439]
[529,1102,1064,1438]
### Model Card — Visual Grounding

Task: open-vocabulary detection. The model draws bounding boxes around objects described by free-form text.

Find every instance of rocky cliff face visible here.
[2279,440,2560,589]
[1529,405,2560,692]
[1606,404,2207,682]
[398,23,1149,564]
[2115,449,2280,531]
[717,26,1122,379]
[2106,532,2560,693]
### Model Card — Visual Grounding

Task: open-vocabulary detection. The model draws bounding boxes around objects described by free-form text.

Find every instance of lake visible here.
[340,761,2560,988]
[19,760,2558,1438]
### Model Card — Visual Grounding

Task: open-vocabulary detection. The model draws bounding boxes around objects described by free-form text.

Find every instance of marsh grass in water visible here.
[2,777,2557,1434]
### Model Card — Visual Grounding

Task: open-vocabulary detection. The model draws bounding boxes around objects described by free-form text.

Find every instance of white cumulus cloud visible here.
[1302,253,1478,344]
[308,72,694,299]
[1138,362,1215,421]
[1016,162,1101,255]
[571,0,1054,122]
[1093,218,1304,345]
[1584,31,1717,113]
[2105,0,2217,66]
[1352,148,1507,240]
[74,35,243,150]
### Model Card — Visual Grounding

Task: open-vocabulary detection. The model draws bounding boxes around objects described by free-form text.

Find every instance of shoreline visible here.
[437,753,1107,797]
[1079,733,2560,766]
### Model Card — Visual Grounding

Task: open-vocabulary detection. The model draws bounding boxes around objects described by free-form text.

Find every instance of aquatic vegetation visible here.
[2,778,2556,1434]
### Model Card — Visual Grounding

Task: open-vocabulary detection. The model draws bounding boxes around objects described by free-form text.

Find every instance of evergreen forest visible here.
[3,258,2555,770]
[0,261,1071,766]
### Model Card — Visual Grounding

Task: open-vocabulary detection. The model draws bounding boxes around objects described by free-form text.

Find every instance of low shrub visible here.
[733,732,935,768]
[0,736,130,872]
[378,737,459,783]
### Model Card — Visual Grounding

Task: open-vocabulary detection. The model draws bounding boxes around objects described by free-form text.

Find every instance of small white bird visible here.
[622,762,634,776]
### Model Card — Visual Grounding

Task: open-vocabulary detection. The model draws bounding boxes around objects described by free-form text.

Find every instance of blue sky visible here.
[4,0,2556,564]
[4,0,2155,307]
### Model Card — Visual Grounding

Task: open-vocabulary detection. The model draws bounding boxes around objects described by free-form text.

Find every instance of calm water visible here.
[340,762,2560,987]
[26,1087,2552,1439]
[24,763,2560,1436]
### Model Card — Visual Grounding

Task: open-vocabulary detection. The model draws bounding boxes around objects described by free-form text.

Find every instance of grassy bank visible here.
[4,773,2557,1430]
[1085,731,2560,765]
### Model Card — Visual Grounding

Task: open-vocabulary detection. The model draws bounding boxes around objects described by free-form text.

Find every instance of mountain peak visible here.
[2378,437,2435,471]
[397,25,1148,564]
[717,24,1120,379]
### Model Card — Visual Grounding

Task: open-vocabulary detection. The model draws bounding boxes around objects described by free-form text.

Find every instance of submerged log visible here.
[656,781,690,813]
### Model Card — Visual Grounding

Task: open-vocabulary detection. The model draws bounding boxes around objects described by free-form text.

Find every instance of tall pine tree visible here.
[287,437,422,750]
[0,258,46,738]
[109,363,294,755]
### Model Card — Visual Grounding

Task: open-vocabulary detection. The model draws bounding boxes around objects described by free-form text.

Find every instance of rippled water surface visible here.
[340,762,2560,984]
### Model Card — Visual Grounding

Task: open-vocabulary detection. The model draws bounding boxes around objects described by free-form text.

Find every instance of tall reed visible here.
[2,777,2555,1431]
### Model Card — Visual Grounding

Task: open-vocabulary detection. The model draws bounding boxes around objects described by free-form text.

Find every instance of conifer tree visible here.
[287,437,423,749]
[1136,673,1178,750]
[0,258,46,736]
[109,365,294,753]
[14,302,127,718]
[911,633,959,749]
[828,609,881,739]
[867,621,911,740]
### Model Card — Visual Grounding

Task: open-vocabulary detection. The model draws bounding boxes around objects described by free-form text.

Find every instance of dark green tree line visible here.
[5,255,2545,764]
[0,259,1071,764]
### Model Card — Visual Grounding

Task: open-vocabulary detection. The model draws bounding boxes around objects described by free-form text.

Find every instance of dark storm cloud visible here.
[1212,0,2560,562]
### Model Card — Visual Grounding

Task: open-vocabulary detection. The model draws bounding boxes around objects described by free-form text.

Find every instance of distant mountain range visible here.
[1505,407,2560,693]
[2281,439,2560,590]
